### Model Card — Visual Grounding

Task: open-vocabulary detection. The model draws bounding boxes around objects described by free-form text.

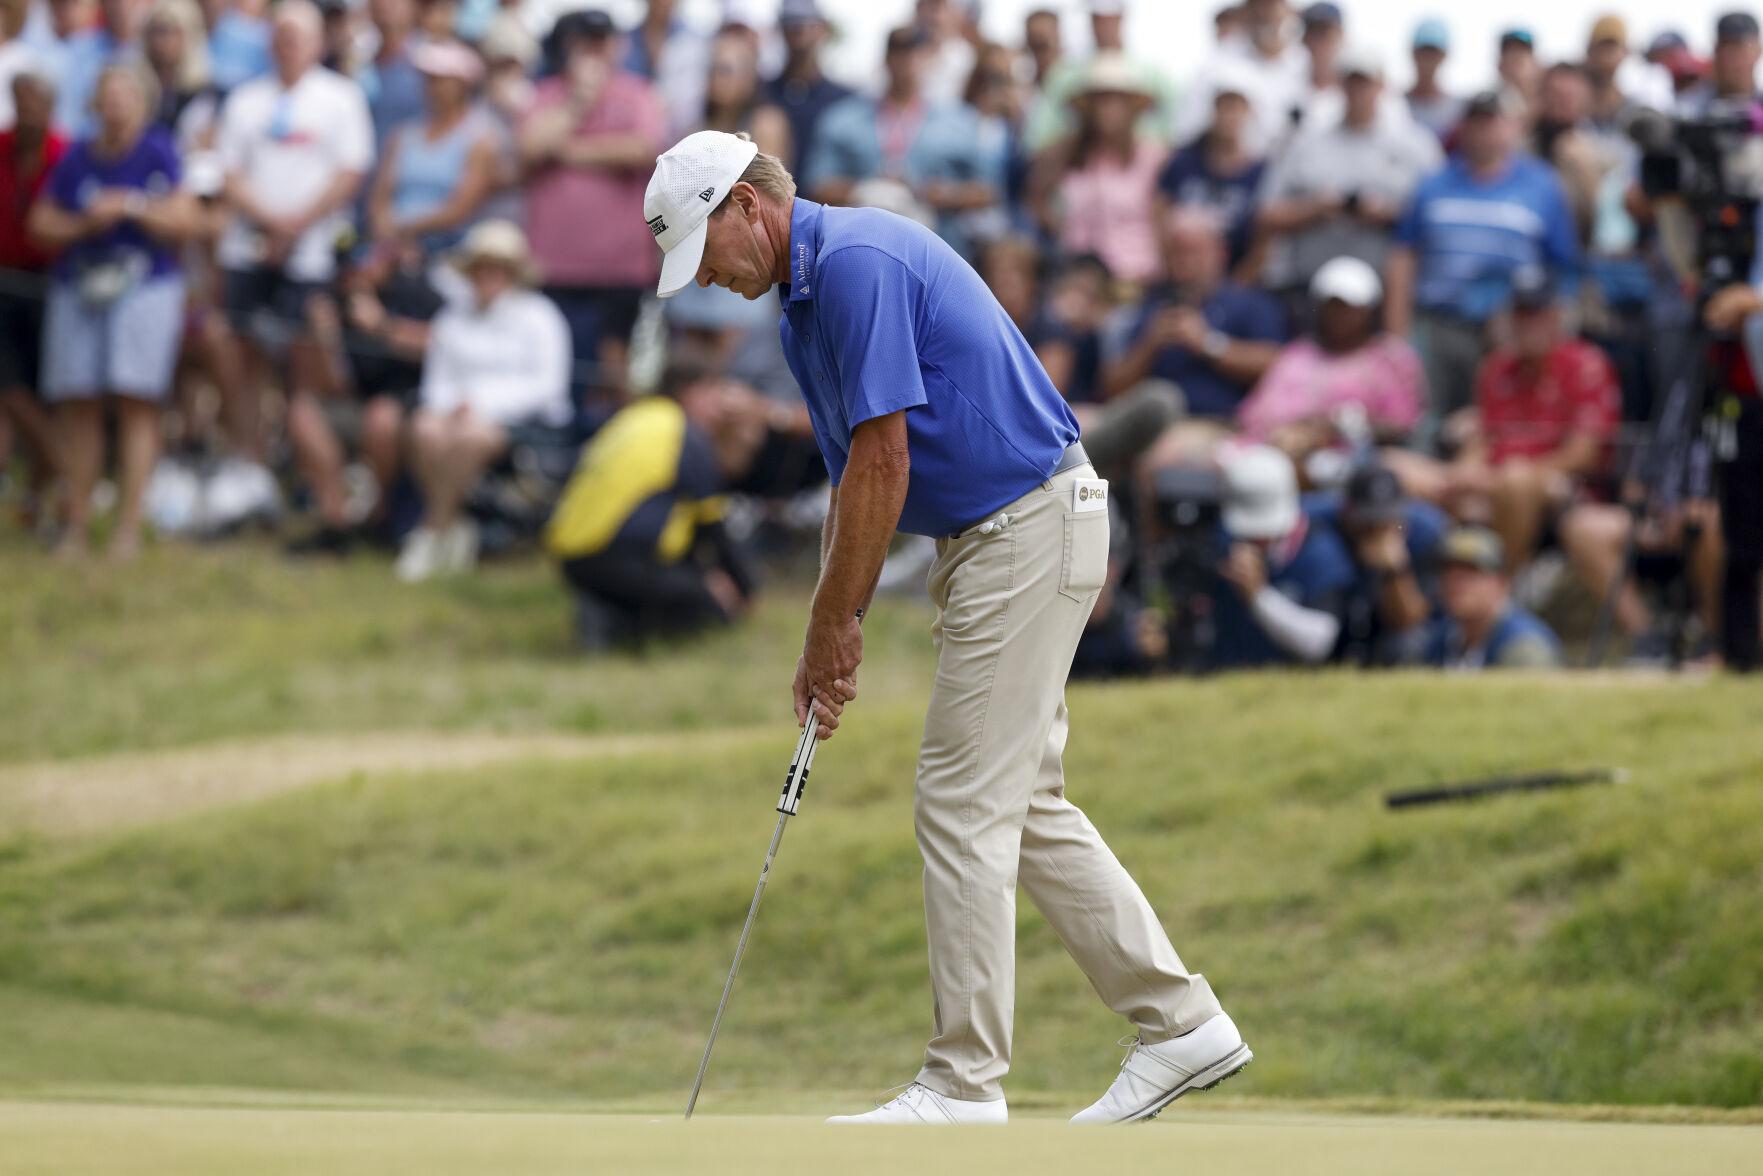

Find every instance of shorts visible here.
[40,275,186,403]
[0,274,47,392]
[222,266,328,348]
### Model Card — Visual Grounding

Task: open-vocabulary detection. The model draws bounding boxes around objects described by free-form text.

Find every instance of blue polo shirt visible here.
[777,199,1078,537]
[1395,154,1580,324]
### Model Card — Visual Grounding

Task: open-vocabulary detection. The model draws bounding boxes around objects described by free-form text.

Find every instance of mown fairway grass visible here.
[1,536,1761,1119]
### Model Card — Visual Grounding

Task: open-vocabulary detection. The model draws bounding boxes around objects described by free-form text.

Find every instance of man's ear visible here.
[729,182,762,224]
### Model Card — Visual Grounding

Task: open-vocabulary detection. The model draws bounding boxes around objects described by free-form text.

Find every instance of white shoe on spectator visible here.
[442,520,480,574]
[1069,1014,1252,1124]
[826,1083,1007,1125]
[395,527,445,582]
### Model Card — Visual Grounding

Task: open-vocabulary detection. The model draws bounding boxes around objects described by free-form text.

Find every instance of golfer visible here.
[644,131,1250,1125]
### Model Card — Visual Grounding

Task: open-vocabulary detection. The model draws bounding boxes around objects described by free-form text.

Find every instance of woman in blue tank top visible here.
[366,39,500,257]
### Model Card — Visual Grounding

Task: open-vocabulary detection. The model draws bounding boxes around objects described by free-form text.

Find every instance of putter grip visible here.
[777,721,816,815]
[777,608,862,816]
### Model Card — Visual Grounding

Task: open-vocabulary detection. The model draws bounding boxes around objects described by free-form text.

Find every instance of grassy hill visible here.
[1,539,1760,1112]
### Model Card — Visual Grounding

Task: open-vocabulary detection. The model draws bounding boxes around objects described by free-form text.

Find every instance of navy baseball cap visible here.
[1302,3,1343,29]
[778,0,826,26]
[1343,465,1407,528]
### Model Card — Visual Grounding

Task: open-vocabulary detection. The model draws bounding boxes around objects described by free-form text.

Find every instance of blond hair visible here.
[148,0,213,95]
[726,131,796,204]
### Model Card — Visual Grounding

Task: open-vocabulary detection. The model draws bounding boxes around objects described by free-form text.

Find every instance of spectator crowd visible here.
[0,0,1760,672]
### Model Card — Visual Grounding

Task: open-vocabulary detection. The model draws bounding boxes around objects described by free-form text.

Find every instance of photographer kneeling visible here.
[1210,443,1355,669]
[544,358,758,650]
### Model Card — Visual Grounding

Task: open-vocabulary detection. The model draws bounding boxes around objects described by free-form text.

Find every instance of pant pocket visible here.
[1059,510,1109,604]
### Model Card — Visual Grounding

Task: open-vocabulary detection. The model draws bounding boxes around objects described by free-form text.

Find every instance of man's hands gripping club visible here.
[792,412,911,740]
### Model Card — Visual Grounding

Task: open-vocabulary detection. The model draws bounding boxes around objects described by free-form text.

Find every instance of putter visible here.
[685,615,859,1120]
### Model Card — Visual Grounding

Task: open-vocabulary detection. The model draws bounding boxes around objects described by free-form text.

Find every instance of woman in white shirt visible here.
[397,219,571,581]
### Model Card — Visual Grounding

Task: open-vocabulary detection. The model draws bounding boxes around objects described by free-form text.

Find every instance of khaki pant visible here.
[912,464,1223,1102]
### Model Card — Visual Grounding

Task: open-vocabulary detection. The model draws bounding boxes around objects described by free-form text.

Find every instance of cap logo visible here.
[647,214,667,238]
[698,187,716,203]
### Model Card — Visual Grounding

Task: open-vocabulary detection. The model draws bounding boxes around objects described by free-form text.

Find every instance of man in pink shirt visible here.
[519,9,667,411]
[1237,255,1423,458]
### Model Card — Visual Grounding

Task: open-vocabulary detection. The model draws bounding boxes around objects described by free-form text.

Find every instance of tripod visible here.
[1584,318,1717,668]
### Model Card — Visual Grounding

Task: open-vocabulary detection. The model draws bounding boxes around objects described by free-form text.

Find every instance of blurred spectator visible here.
[1580,17,1659,423]
[624,0,709,138]
[762,0,847,175]
[366,38,498,256]
[1213,4,1245,44]
[1423,526,1563,669]
[1395,271,1619,574]
[1026,0,1174,153]
[1645,31,1709,98]
[1028,251,1108,405]
[804,25,1001,260]
[30,62,197,559]
[0,68,66,518]
[965,40,1028,215]
[546,356,756,649]
[338,236,441,534]
[1676,13,1759,118]
[1155,62,1263,270]
[362,0,425,148]
[1585,15,1648,133]
[1175,0,1305,156]
[1298,2,1343,102]
[1256,43,1439,304]
[413,0,456,43]
[1496,27,1539,114]
[1384,89,1579,443]
[1028,53,1163,284]
[700,24,789,161]
[56,0,146,137]
[1405,18,1462,142]
[1313,462,1444,666]
[0,0,37,129]
[1022,6,1060,89]
[215,0,373,551]
[1211,442,1355,668]
[399,219,570,581]
[477,13,535,225]
[520,7,665,409]
[206,0,272,96]
[916,0,978,108]
[1102,206,1285,420]
[1530,64,1603,242]
[319,0,361,77]
[144,0,220,147]
[1238,256,1422,454]
[1559,494,1722,665]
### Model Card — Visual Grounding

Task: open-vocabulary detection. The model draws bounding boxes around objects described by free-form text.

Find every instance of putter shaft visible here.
[685,719,820,1119]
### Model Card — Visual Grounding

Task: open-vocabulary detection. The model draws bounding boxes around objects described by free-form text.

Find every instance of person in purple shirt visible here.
[29,63,198,560]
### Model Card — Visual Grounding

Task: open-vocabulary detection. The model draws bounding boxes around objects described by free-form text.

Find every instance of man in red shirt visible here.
[1392,269,1619,572]
[0,68,68,521]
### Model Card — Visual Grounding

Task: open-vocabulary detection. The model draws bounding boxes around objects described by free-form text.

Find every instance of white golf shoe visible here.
[1070,1013,1252,1124]
[827,1083,1007,1125]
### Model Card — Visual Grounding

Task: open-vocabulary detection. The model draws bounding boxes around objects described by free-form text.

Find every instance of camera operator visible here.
[1210,443,1355,669]
[1700,233,1763,671]
[1310,462,1445,666]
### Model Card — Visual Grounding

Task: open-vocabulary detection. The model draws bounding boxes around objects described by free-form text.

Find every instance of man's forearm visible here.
[813,426,909,624]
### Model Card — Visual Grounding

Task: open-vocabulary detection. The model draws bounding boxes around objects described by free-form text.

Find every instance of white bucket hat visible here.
[645,130,761,299]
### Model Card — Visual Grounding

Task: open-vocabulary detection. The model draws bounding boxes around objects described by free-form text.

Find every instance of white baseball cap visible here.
[1310,255,1383,307]
[1221,443,1300,541]
[645,131,760,299]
